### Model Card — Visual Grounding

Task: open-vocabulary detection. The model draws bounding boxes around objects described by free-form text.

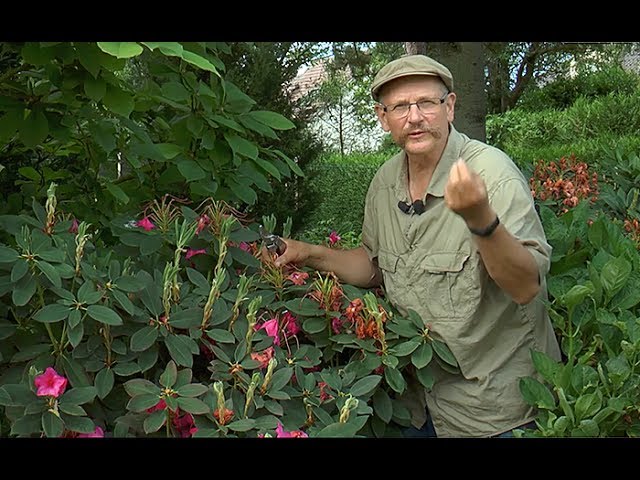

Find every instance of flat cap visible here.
[371,54,454,100]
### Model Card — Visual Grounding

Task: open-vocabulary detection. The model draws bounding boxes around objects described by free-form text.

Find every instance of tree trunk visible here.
[404,42,427,55]
[425,42,487,141]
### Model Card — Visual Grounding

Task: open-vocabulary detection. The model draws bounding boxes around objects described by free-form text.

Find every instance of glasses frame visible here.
[380,92,449,118]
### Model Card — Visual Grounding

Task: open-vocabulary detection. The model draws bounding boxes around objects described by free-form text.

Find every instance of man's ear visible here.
[446,92,456,124]
[374,103,390,132]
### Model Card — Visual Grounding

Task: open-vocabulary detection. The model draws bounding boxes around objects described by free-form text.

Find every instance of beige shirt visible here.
[361,125,561,437]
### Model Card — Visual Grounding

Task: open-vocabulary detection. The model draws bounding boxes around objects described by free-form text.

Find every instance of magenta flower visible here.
[185,248,207,260]
[282,311,301,337]
[275,422,308,438]
[78,426,105,438]
[257,318,280,346]
[136,217,155,232]
[34,367,68,398]
[68,218,79,234]
[331,317,343,335]
[328,230,341,246]
[239,241,251,252]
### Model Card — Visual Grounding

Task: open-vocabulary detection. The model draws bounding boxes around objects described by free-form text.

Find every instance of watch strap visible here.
[468,216,500,237]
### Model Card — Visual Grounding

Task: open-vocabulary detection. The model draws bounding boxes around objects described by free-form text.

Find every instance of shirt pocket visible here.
[420,252,478,320]
[377,250,405,306]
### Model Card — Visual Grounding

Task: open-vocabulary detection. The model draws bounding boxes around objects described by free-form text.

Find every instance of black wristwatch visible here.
[468,216,500,237]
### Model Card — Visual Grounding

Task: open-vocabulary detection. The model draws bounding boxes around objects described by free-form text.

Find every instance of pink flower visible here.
[136,217,155,232]
[331,317,343,334]
[195,214,211,235]
[328,230,341,246]
[185,248,207,260]
[172,413,198,438]
[34,367,68,398]
[282,311,301,337]
[287,271,309,286]
[78,426,105,438]
[257,318,280,346]
[239,241,251,252]
[68,218,79,234]
[275,422,308,438]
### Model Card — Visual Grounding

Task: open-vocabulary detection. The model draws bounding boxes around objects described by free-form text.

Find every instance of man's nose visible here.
[407,103,423,122]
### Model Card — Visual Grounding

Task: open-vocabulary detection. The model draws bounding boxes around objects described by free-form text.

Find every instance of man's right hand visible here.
[272,238,311,268]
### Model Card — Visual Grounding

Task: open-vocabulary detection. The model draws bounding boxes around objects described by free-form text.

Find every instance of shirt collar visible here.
[393,124,465,202]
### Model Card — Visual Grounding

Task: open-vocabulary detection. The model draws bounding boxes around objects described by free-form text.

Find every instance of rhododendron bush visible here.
[0,186,457,437]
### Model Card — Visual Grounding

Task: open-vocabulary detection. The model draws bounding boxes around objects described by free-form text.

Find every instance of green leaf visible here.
[227,418,256,432]
[156,143,182,160]
[161,82,191,102]
[42,411,64,438]
[302,317,326,335]
[391,339,421,357]
[248,110,295,130]
[269,367,294,392]
[67,321,83,348]
[112,289,135,315]
[574,392,602,422]
[127,393,161,413]
[84,76,107,100]
[206,329,236,344]
[33,304,71,323]
[431,339,458,367]
[316,422,361,438]
[169,308,202,329]
[285,298,325,317]
[181,50,218,73]
[10,414,42,435]
[20,109,48,148]
[253,157,281,180]
[124,378,161,397]
[60,386,97,406]
[61,415,96,434]
[86,305,123,326]
[349,375,382,397]
[95,368,115,399]
[176,397,210,415]
[0,384,34,406]
[105,183,130,204]
[130,326,159,352]
[224,132,258,160]
[0,246,20,263]
[411,342,433,369]
[186,267,209,290]
[97,42,143,59]
[12,274,37,306]
[519,377,556,410]
[141,42,183,56]
[103,85,134,118]
[115,275,146,292]
[372,388,393,423]
[36,260,61,287]
[176,384,209,398]
[164,334,194,368]
[177,159,206,181]
[11,259,28,282]
[531,350,561,384]
[415,366,435,390]
[159,360,178,388]
[384,367,406,394]
[144,410,167,434]
[600,257,632,299]
[59,403,86,416]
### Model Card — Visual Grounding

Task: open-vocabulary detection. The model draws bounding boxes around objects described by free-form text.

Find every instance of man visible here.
[271,54,561,437]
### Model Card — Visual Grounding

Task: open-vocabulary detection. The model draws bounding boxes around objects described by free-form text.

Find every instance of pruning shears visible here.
[259,225,286,257]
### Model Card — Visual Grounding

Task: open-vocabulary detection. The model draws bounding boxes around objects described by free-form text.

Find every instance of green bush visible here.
[518,66,640,111]
[298,152,392,236]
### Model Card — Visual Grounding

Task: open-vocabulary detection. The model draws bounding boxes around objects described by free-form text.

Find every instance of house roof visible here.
[288,59,329,102]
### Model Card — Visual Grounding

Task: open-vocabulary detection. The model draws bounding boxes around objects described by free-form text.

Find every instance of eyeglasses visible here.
[381,92,449,119]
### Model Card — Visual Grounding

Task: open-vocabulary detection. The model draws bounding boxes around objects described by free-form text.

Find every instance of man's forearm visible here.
[473,225,540,305]
[306,245,381,288]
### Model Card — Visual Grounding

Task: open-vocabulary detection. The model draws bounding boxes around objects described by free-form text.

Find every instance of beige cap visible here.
[371,54,454,100]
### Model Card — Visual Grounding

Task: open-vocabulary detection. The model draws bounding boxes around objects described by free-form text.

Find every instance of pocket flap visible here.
[377,250,400,273]
[421,252,469,274]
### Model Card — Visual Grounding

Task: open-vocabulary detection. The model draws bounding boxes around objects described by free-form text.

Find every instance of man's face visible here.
[375,75,455,158]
